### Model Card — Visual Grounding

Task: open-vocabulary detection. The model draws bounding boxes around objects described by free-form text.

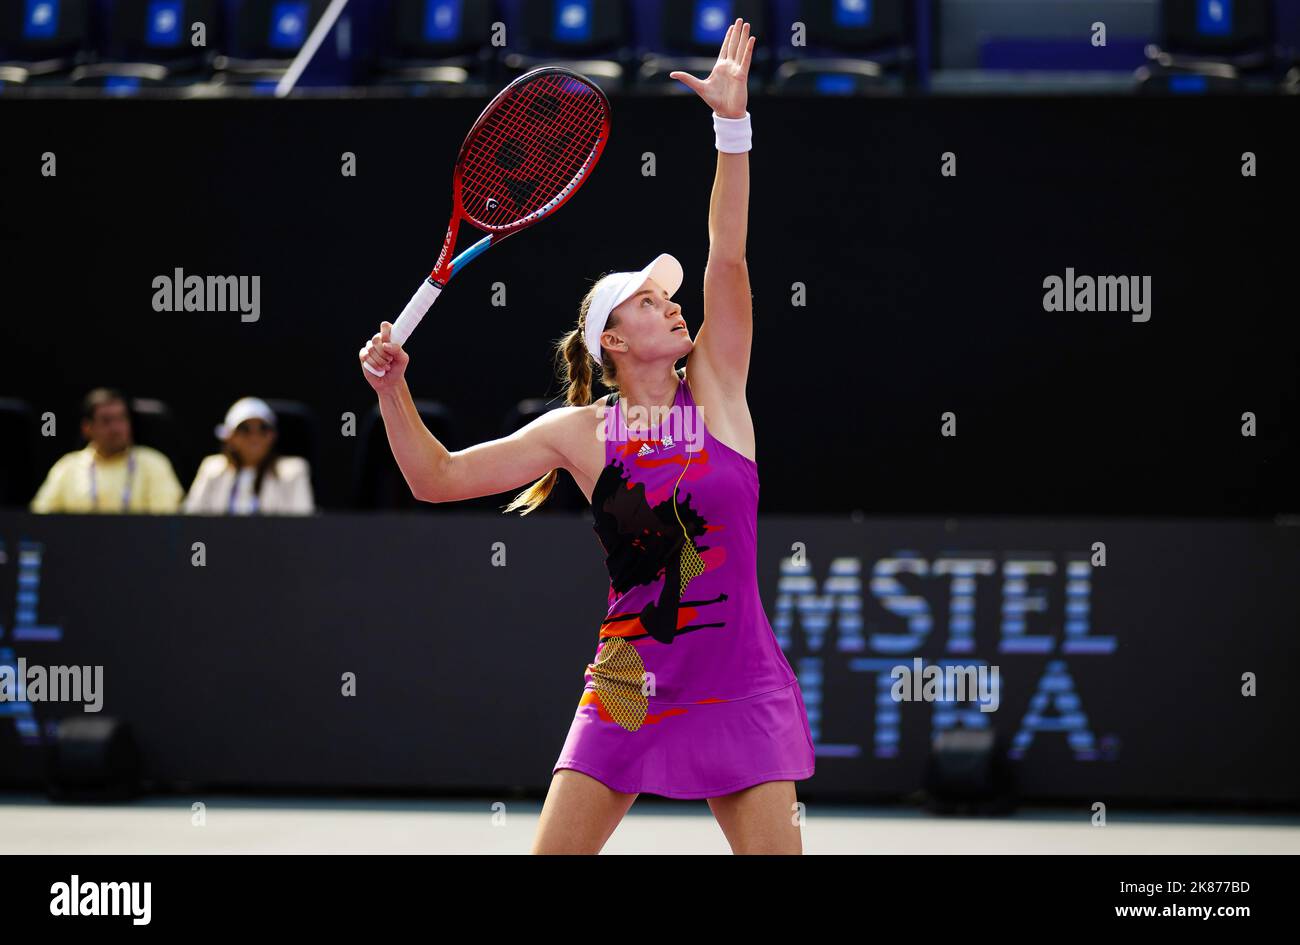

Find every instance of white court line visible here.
[275,0,352,98]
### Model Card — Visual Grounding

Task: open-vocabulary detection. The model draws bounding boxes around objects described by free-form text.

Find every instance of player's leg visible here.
[707,780,803,854]
[531,768,639,854]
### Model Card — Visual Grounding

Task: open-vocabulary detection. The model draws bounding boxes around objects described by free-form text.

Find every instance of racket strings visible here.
[463,100,602,214]
[460,73,607,230]
[473,77,603,161]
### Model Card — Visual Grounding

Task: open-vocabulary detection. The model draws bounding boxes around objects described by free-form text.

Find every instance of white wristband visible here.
[712,111,752,153]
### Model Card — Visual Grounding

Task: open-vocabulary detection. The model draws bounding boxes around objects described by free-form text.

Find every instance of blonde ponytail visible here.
[503,279,621,515]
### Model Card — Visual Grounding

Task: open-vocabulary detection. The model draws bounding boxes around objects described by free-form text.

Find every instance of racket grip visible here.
[392,278,442,346]
[364,278,443,378]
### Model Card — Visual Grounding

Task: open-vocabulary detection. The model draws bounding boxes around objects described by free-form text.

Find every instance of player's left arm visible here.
[671,18,755,399]
[694,152,751,398]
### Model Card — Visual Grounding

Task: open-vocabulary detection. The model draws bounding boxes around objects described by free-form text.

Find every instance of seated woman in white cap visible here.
[182,397,314,515]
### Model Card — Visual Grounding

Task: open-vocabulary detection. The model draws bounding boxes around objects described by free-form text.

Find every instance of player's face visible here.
[83,401,132,455]
[229,421,276,467]
[609,278,691,363]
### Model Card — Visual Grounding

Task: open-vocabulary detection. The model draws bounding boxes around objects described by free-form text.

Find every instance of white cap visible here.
[215,397,276,439]
[583,253,684,365]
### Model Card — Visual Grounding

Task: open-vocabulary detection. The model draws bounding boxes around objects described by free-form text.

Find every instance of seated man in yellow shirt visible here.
[30,388,184,514]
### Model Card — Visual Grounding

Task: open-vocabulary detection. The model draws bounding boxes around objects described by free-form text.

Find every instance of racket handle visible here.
[391,278,442,346]
[364,278,443,378]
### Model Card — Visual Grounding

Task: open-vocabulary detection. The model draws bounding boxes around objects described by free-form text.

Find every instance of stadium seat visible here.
[1134,69,1246,93]
[634,0,769,92]
[370,0,501,92]
[501,396,555,437]
[262,398,319,497]
[501,397,586,512]
[68,0,220,91]
[1137,0,1275,93]
[769,0,913,95]
[354,399,460,510]
[0,399,39,507]
[215,0,330,85]
[0,64,27,88]
[0,0,92,82]
[129,397,201,485]
[497,0,632,95]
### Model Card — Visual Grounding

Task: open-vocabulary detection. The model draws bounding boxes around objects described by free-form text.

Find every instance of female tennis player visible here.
[359,19,813,854]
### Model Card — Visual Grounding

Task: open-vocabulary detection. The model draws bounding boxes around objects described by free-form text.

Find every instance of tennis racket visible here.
[363,66,611,377]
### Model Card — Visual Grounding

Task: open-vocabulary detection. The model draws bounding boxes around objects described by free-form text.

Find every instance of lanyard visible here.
[88,449,136,511]
[227,470,261,515]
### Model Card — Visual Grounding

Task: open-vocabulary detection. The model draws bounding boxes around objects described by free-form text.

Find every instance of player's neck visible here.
[617,370,680,431]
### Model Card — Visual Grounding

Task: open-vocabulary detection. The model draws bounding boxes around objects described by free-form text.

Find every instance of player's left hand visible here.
[669,18,754,119]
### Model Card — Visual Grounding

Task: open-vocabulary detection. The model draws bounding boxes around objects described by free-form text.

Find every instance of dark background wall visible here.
[1,95,1297,515]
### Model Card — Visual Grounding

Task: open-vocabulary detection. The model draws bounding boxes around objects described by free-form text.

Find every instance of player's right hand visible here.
[359,321,410,391]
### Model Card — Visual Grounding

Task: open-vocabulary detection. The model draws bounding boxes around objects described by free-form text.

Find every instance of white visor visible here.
[583,253,684,365]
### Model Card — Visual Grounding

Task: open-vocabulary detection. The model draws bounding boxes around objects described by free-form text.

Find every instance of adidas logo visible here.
[636,434,673,457]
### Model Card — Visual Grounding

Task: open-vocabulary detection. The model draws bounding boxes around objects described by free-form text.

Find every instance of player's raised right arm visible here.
[360,323,570,504]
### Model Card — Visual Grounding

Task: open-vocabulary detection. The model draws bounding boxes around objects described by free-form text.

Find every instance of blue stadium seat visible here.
[1279,0,1300,69]
[497,0,632,95]
[107,0,219,64]
[370,0,502,92]
[1161,0,1273,63]
[769,0,913,95]
[68,0,220,91]
[1137,0,1275,93]
[0,0,93,85]
[633,0,769,92]
[1134,69,1253,94]
[215,0,329,85]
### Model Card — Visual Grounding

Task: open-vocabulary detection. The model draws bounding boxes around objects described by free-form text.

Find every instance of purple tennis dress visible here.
[552,367,816,799]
